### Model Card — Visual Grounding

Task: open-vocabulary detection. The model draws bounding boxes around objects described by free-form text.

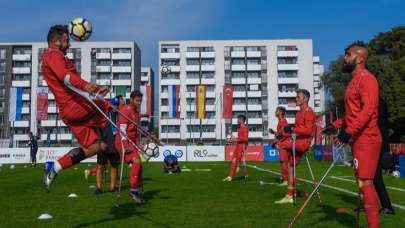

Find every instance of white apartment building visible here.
[158,39,324,144]
[0,42,141,147]
[140,66,155,128]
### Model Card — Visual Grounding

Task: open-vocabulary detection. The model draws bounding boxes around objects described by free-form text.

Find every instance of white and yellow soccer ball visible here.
[143,142,159,158]
[68,17,92,41]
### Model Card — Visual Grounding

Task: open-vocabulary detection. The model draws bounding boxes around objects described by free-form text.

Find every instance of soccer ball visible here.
[392,170,400,178]
[143,142,159,158]
[68,17,92,41]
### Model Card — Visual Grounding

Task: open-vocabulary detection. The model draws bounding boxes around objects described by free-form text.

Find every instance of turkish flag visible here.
[223,84,233,119]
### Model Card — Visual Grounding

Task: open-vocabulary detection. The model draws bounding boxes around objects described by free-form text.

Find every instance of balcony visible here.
[112,53,131,60]
[185,64,215,72]
[40,133,72,141]
[112,79,131,86]
[247,91,262,97]
[160,52,180,59]
[247,77,261,84]
[206,91,216,98]
[189,132,216,139]
[160,92,169,99]
[186,78,199,85]
[313,56,320,63]
[233,91,246,97]
[201,65,215,71]
[160,79,180,85]
[286,117,295,124]
[48,93,55,100]
[277,51,299,57]
[314,107,322,113]
[185,52,215,58]
[186,119,216,125]
[22,94,30,100]
[12,120,29,128]
[278,77,299,84]
[41,80,48,86]
[186,65,199,72]
[185,105,215,112]
[313,66,321,75]
[12,54,31,61]
[314,94,321,100]
[95,66,111,73]
[249,131,263,138]
[21,107,30,114]
[169,65,180,72]
[112,66,131,73]
[12,80,30,87]
[246,51,261,57]
[201,78,215,84]
[278,91,296,98]
[314,75,320,81]
[48,106,57,113]
[231,65,245,71]
[96,52,111,59]
[231,78,245,84]
[232,118,262,125]
[247,104,262,111]
[160,106,169,112]
[231,51,245,58]
[160,132,181,139]
[160,118,181,125]
[66,53,74,60]
[141,76,149,82]
[279,104,300,111]
[12,67,31,74]
[247,64,261,71]
[278,64,299,71]
[232,104,246,111]
[41,120,66,127]
[13,134,29,141]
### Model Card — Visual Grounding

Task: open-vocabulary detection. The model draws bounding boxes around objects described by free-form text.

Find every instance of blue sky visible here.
[1,0,403,70]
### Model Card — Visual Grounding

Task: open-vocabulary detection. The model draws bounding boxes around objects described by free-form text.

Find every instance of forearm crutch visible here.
[304,154,322,203]
[292,133,297,205]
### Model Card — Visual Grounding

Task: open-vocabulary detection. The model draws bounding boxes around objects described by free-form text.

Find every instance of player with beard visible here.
[41,25,111,192]
[324,43,382,228]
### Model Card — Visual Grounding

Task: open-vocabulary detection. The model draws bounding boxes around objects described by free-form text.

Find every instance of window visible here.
[278,71,298,78]
[277,46,298,51]
[161,99,168,106]
[232,59,244,65]
[161,59,179,66]
[113,60,131,66]
[187,47,214,52]
[161,125,180,133]
[161,46,179,53]
[113,48,131,53]
[278,57,298,64]
[232,47,244,52]
[161,73,179,79]
[161,86,168,93]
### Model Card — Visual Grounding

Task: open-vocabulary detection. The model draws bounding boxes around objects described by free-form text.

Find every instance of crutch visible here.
[292,133,297,205]
[304,154,322,203]
[242,144,248,180]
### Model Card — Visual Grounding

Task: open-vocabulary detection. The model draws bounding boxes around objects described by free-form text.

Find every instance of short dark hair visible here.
[296,89,310,99]
[345,40,367,53]
[130,90,143,99]
[237,114,246,122]
[116,95,123,99]
[47,25,68,43]
[276,106,286,115]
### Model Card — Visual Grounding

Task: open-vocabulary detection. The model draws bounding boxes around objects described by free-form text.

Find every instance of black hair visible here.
[276,106,286,115]
[47,25,68,43]
[130,90,143,99]
[237,114,246,123]
[296,89,310,99]
[344,40,367,53]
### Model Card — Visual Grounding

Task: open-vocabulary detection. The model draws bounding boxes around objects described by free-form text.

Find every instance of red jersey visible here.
[235,123,249,152]
[276,118,289,140]
[115,105,141,149]
[292,106,316,143]
[333,69,382,144]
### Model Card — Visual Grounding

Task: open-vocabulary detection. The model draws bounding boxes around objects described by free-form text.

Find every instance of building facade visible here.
[158,39,324,144]
[0,42,141,147]
[140,66,155,129]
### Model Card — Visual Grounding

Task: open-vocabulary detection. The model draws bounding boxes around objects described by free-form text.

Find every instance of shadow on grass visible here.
[74,188,170,228]
[302,193,357,227]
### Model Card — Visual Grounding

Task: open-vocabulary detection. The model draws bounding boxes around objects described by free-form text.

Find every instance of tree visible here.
[322,26,405,142]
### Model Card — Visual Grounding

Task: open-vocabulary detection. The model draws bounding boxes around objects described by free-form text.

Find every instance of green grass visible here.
[1,159,405,227]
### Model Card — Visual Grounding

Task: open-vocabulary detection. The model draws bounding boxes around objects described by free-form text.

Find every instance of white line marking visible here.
[330,176,405,193]
[249,165,405,210]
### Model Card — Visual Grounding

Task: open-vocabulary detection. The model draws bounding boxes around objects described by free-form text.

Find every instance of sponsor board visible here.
[225,145,264,161]
[186,146,224,162]
[312,144,323,161]
[263,144,279,161]
[322,145,333,161]
[36,147,96,163]
[149,146,187,162]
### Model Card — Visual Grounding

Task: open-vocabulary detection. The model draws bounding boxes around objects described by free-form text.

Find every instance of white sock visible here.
[53,161,62,173]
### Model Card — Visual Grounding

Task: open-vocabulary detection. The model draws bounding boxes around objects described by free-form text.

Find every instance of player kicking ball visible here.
[42,25,111,192]
[115,90,149,203]
[223,115,249,182]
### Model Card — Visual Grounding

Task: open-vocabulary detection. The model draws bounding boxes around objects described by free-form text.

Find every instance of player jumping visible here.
[223,114,249,182]
[269,106,289,186]
[42,25,111,192]
[275,89,315,204]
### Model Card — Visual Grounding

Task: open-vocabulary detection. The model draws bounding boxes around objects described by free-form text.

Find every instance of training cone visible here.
[336,208,348,214]
[10,165,15,169]
[68,193,78,198]
[259,181,264,185]
[89,185,96,189]
[38,213,53,220]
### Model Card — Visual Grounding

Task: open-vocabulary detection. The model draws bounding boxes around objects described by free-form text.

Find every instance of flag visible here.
[315,114,325,145]
[37,87,48,120]
[168,85,180,118]
[223,84,233,119]
[196,85,206,119]
[9,87,23,122]
[114,86,126,97]
[140,85,152,115]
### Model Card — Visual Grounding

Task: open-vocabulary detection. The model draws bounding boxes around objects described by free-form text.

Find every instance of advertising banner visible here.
[263,144,279,161]
[186,146,224,162]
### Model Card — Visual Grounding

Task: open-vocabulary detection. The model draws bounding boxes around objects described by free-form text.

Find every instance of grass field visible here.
[1,158,405,227]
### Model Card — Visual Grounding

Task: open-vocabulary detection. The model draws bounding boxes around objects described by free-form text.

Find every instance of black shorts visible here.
[97,121,119,167]
[97,152,119,167]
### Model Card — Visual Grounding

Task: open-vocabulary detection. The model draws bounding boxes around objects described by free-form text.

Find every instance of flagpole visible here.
[198,49,202,143]
[220,91,223,145]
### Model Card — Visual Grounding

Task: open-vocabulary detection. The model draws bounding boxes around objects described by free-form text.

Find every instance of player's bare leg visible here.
[129,155,143,204]
[275,163,294,204]
[44,141,107,192]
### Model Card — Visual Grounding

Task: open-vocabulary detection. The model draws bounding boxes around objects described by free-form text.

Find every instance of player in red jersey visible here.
[42,25,111,192]
[324,43,381,228]
[115,90,149,203]
[269,106,289,186]
[275,89,315,204]
[223,115,249,181]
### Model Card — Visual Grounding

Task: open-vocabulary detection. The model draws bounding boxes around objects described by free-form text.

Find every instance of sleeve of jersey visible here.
[236,127,249,143]
[346,79,379,136]
[46,51,89,91]
[118,109,131,149]
[293,112,315,137]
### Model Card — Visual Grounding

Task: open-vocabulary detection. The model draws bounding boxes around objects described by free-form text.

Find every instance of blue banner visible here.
[264,144,279,161]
